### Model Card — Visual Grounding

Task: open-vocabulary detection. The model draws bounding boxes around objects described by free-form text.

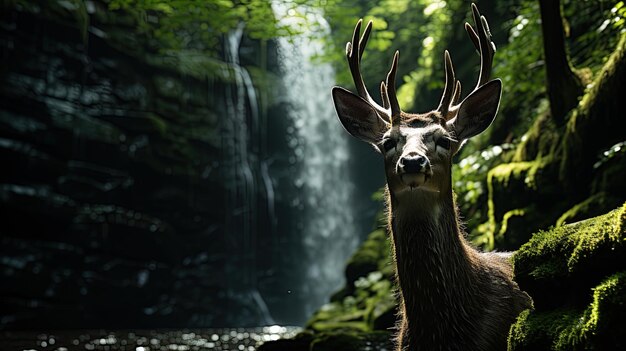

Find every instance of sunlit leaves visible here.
[599,1,626,32]
[423,0,446,16]
[106,0,316,56]
[566,0,624,71]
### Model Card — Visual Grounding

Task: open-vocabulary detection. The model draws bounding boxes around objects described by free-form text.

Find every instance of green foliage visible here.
[452,143,515,247]
[306,225,396,334]
[493,0,546,139]
[567,0,626,72]
[107,0,282,52]
[324,0,463,111]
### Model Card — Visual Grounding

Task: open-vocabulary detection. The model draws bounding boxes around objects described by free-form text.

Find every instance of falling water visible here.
[223,24,275,325]
[272,3,359,316]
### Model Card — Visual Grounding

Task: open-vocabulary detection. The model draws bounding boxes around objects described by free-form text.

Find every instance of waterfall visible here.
[272,3,359,316]
[223,23,275,326]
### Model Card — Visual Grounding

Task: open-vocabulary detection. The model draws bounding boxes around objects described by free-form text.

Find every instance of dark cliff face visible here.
[0,2,305,329]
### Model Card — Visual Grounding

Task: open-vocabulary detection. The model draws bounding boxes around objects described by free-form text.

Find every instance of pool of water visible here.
[0,326,302,351]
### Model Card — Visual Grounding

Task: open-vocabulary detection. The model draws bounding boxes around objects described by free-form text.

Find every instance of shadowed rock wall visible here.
[0,1,303,328]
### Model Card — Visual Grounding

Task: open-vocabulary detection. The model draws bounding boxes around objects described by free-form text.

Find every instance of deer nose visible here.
[400,154,429,174]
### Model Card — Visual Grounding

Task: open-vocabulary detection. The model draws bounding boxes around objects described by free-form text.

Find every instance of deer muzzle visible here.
[397,153,432,187]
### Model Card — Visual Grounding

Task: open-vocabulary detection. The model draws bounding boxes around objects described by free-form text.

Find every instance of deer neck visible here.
[388,186,480,336]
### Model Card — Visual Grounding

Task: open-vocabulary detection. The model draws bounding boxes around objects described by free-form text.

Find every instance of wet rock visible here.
[0,0,285,329]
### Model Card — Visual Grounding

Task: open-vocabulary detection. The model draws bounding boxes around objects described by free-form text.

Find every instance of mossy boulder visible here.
[560,32,626,191]
[508,203,626,350]
[556,192,623,227]
[344,229,391,292]
[261,223,396,351]
[486,157,565,250]
[514,203,626,308]
[509,272,626,350]
[306,270,397,333]
[591,143,626,197]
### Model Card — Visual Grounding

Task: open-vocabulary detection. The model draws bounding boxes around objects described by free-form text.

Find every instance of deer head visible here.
[332,4,501,200]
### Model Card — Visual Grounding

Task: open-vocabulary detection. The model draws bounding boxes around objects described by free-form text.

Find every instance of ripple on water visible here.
[0,326,302,351]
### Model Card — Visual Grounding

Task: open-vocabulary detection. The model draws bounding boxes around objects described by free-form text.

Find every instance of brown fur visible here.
[332,24,532,348]
[380,124,533,350]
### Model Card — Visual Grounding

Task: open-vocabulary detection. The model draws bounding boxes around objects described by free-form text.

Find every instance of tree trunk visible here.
[539,0,584,125]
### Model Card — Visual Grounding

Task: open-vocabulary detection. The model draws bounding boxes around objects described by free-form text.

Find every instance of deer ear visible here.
[450,79,501,140]
[332,87,387,145]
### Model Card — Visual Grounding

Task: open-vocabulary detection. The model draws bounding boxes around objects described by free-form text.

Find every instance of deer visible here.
[331,4,532,351]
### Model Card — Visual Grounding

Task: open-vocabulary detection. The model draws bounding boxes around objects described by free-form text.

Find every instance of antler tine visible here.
[359,20,372,61]
[346,19,390,121]
[442,3,494,122]
[380,81,390,109]
[346,19,366,98]
[451,80,462,106]
[437,50,456,117]
[466,3,495,91]
[386,51,402,125]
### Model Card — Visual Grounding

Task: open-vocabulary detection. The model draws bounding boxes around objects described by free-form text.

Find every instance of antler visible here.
[386,51,402,125]
[437,50,456,117]
[346,20,401,125]
[439,3,496,120]
[465,3,496,91]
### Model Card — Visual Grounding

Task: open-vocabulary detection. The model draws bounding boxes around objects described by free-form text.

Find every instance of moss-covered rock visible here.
[591,142,626,196]
[485,157,564,250]
[556,192,623,227]
[261,222,396,350]
[306,270,397,333]
[509,203,626,350]
[509,272,626,350]
[511,105,558,163]
[344,229,391,292]
[513,203,626,307]
[560,32,626,190]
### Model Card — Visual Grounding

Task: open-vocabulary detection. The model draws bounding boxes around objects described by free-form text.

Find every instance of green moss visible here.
[515,203,625,286]
[486,162,531,249]
[488,162,535,188]
[556,192,623,226]
[345,249,379,287]
[560,32,626,186]
[584,272,626,345]
[303,218,398,336]
[565,204,625,272]
[344,229,391,289]
[508,308,583,351]
[508,272,626,350]
[512,102,558,163]
[491,206,548,250]
[308,320,369,333]
[497,208,527,239]
[486,158,553,250]
[306,301,367,332]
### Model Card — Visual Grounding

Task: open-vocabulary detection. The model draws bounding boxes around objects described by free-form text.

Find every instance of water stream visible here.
[223,24,275,325]
[272,3,359,316]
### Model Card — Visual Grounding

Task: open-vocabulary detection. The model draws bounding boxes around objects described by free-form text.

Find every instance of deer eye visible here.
[382,138,397,152]
[436,136,451,150]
